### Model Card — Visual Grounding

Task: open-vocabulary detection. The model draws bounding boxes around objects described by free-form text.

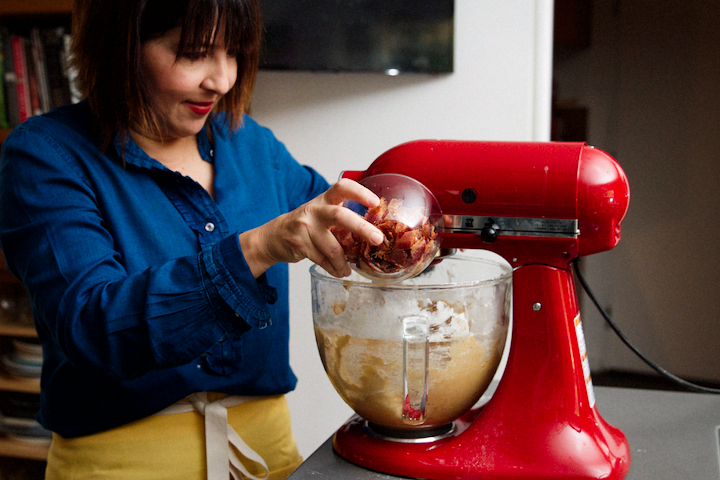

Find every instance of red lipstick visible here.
[186,102,213,115]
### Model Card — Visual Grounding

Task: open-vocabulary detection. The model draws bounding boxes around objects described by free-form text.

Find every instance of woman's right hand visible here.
[239,178,384,278]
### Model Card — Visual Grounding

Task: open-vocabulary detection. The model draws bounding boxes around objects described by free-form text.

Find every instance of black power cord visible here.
[572,258,720,395]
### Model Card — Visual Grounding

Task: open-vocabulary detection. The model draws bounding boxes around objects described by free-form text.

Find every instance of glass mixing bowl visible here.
[310,254,512,436]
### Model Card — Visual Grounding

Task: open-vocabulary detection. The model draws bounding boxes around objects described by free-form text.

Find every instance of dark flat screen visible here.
[259,0,454,74]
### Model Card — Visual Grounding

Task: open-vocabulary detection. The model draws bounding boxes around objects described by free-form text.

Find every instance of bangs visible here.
[177,1,245,57]
[140,0,254,57]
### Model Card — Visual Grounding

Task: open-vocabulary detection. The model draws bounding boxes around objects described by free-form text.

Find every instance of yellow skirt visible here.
[46,394,302,480]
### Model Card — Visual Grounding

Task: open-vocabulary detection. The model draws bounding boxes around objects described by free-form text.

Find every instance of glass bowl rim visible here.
[310,254,513,290]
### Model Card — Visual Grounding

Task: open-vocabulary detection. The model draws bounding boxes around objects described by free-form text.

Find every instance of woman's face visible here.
[139,26,238,141]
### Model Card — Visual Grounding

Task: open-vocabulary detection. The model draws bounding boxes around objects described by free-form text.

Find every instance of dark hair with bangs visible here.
[71,0,262,150]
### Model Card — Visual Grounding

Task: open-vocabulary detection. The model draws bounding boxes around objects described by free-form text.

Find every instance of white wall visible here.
[250,0,555,458]
[553,0,720,383]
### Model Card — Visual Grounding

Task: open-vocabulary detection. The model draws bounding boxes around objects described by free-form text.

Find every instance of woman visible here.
[0,0,382,478]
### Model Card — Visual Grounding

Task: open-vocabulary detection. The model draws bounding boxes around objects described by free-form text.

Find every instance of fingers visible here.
[327,202,384,247]
[299,204,372,276]
[317,178,383,247]
[243,179,384,279]
[304,228,352,278]
[324,178,380,209]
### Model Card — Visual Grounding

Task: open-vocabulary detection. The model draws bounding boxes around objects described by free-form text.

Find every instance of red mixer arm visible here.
[343,141,630,268]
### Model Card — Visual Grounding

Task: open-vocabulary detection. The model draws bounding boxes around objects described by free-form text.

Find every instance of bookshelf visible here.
[0,273,48,464]
[0,261,48,464]
[0,0,74,141]
[0,0,73,472]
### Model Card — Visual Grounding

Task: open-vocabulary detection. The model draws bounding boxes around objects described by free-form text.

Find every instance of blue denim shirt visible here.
[0,102,329,438]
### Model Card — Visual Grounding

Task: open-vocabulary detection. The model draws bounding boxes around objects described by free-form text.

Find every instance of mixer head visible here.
[343,141,630,269]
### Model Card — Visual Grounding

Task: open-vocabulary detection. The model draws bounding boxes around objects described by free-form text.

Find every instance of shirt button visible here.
[205,222,215,232]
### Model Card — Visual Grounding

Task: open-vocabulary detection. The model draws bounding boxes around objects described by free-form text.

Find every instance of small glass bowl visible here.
[339,174,443,283]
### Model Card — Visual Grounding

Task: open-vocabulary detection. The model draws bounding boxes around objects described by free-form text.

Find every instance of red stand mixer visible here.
[334,140,632,479]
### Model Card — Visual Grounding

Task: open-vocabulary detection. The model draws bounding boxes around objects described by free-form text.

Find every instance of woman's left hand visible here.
[239,178,384,278]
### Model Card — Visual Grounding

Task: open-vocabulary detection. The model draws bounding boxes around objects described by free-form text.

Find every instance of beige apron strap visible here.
[157,393,270,480]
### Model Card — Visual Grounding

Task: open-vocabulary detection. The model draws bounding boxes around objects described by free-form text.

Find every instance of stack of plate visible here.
[0,391,51,445]
[2,338,42,379]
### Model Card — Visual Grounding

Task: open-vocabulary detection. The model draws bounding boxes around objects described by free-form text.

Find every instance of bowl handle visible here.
[402,315,429,425]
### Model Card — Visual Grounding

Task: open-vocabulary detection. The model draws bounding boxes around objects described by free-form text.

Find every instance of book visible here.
[40,27,71,109]
[10,35,31,123]
[24,35,42,116]
[0,34,8,129]
[30,28,51,114]
[61,31,81,104]
[1,28,19,127]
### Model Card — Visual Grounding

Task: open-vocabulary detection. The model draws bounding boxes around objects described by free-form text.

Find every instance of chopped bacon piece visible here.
[340,198,438,277]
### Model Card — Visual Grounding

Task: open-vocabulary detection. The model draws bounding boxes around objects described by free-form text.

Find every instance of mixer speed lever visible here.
[480,222,500,243]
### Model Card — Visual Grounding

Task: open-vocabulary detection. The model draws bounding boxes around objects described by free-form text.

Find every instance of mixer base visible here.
[334,406,629,480]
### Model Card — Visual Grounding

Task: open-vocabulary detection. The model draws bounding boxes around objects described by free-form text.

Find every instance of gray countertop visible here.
[289,386,720,479]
